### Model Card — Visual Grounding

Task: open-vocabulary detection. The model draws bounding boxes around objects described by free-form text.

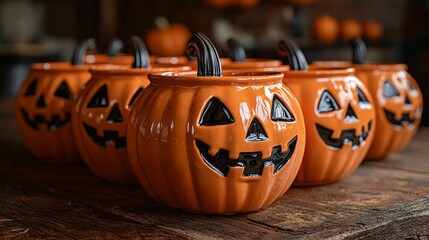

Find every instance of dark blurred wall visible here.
[402,0,429,126]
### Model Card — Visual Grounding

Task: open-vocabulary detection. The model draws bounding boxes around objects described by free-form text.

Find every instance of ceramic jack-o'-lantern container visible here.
[278,39,376,186]
[72,37,191,183]
[15,39,96,163]
[127,33,306,214]
[222,38,282,70]
[312,39,423,160]
[351,39,423,159]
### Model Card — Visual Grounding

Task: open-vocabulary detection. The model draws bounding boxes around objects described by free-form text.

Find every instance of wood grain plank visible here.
[364,127,429,173]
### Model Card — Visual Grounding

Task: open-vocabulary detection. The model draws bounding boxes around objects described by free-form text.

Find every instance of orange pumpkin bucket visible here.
[72,37,191,183]
[15,39,96,163]
[312,39,423,160]
[222,38,283,70]
[352,39,423,160]
[278,39,376,186]
[127,33,306,214]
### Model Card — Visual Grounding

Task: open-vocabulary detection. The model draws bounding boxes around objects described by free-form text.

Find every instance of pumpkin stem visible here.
[154,16,170,29]
[107,38,124,57]
[71,38,97,65]
[225,38,246,62]
[129,36,150,69]
[278,39,308,71]
[187,32,222,76]
[350,38,368,65]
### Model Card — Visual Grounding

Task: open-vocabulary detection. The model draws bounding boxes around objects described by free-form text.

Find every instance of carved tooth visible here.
[264,161,273,167]
[236,162,245,167]
[208,146,219,157]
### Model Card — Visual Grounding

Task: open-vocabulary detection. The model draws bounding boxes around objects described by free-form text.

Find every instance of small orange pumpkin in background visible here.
[312,15,340,44]
[127,33,306,213]
[340,19,362,42]
[15,39,96,163]
[72,37,191,183]
[278,39,375,186]
[363,20,383,42]
[350,39,423,160]
[145,17,191,57]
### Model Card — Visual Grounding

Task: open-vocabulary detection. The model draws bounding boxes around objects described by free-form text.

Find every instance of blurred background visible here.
[0,0,428,124]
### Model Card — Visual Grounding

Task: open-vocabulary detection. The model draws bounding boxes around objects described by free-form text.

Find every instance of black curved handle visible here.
[107,38,124,57]
[350,38,367,65]
[71,38,97,65]
[187,32,222,76]
[225,38,246,62]
[278,39,308,71]
[129,36,150,69]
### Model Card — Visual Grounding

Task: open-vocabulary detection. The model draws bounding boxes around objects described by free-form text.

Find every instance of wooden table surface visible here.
[1,98,428,239]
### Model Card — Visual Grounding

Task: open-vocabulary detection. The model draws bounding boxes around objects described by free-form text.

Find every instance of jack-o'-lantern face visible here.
[79,82,144,150]
[284,75,376,186]
[15,63,91,164]
[195,94,298,177]
[20,77,75,131]
[315,84,373,150]
[379,74,422,129]
[71,71,149,183]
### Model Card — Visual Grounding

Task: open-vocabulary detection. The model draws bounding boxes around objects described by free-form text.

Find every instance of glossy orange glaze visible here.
[222,59,283,70]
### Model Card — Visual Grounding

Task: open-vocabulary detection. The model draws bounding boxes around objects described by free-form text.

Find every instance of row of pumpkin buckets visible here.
[15,33,423,214]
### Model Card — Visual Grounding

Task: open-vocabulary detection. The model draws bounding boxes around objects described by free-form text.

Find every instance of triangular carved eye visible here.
[406,79,419,96]
[271,95,295,122]
[87,84,108,108]
[127,87,143,109]
[54,81,74,100]
[24,78,37,96]
[199,97,234,126]
[318,90,340,113]
[383,81,399,98]
[356,87,371,108]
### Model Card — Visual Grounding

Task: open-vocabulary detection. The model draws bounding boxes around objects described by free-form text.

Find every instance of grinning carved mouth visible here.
[316,120,372,149]
[21,108,70,131]
[384,109,416,126]
[82,123,126,149]
[195,136,297,177]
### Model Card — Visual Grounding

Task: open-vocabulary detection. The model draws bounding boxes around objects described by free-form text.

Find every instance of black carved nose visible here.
[405,94,412,105]
[344,104,358,123]
[246,118,268,142]
[107,103,123,123]
[36,95,47,108]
